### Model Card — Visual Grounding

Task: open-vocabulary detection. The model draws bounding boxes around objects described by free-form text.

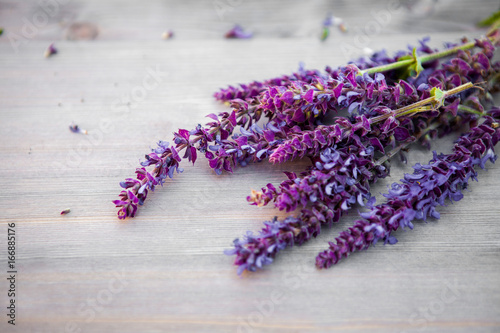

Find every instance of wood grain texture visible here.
[0,1,500,332]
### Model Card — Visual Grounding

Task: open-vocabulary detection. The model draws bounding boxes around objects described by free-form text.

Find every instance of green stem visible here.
[368,82,475,124]
[457,105,484,116]
[395,106,434,118]
[360,37,491,76]
[360,59,414,75]
[373,89,490,168]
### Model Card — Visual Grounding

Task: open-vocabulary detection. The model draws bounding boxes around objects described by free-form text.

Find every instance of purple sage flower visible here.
[227,143,389,275]
[69,123,87,135]
[44,43,57,58]
[316,113,500,269]
[225,25,252,39]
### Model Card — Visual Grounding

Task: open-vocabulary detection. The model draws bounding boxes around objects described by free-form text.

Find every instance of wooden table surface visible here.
[1,1,500,332]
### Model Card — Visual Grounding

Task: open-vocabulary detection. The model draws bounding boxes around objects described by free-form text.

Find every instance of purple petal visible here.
[304,89,314,103]
[394,127,411,141]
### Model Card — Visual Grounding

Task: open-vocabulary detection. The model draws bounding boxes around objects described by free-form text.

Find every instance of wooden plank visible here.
[0,1,499,332]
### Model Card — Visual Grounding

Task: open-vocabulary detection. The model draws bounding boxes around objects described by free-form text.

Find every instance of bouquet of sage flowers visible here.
[114,29,500,275]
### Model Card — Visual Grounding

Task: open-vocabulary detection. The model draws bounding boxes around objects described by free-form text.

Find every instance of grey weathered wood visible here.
[0,1,500,332]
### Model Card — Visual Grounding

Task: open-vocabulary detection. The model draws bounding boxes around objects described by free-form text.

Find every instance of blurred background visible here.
[0,0,497,41]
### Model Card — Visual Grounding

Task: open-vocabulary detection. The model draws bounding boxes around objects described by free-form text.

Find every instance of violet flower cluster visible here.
[227,110,499,274]
[226,48,500,273]
[229,115,419,274]
[113,141,182,219]
[225,25,253,39]
[226,143,386,274]
[316,113,500,269]
[223,35,500,274]
[213,36,498,174]
[110,27,500,277]
[113,30,499,259]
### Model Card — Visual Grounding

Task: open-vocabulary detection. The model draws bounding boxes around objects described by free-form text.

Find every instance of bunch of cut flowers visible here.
[114,28,500,275]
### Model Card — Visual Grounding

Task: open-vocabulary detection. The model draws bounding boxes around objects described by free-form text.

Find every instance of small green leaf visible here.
[478,10,500,27]
[413,47,424,76]
[320,27,330,41]
[430,87,446,107]
[393,48,423,79]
